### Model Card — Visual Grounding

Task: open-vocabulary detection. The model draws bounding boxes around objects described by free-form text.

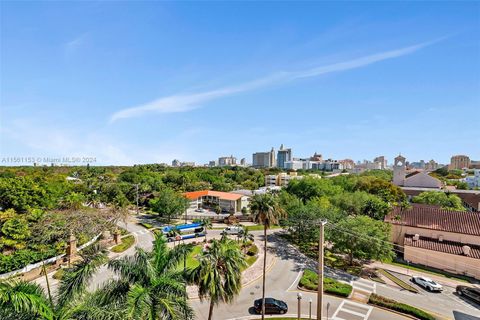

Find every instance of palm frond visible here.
[0,280,53,320]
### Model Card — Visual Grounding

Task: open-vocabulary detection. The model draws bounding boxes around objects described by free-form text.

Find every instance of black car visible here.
[456,285,480,305]
[254,298,288,314]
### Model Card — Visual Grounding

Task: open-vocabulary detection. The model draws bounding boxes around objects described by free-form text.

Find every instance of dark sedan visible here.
[456,285,480,305]
[254,297,288,314]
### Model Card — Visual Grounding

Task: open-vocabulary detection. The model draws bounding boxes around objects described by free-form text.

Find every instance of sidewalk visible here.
[366,261,477,288]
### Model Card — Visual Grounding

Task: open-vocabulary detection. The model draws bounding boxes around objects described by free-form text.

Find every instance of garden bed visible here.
[369,294,436,320]
[111,235,135,253]
[298,269,352,297]
[378,269,418,293]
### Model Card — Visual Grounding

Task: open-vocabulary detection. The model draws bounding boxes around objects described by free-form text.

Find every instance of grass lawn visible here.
[244,224,281,232]
[177,243,257,271]
[378,269,418,293]
[387,261,472,283]
[111,235,135,253]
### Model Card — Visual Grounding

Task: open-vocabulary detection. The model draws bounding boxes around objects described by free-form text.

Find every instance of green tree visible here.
[188,238,247,320]
[0,243,108,320]
[412,191,465,211]
[200,218,212,243]
[149,188,189,223]
[286,177,343,203]
[105,234,193,320]
[329,215,394,265]
[249,193,285,319]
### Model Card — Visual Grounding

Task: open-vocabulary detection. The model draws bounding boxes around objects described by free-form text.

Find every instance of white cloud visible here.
[110,38,443,122]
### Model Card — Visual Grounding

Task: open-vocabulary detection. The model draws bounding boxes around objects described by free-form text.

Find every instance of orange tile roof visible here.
[404,234,480,259]
[183,190,243,201]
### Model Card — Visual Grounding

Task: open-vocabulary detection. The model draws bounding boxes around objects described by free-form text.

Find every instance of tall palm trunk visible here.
[261,223,267,320]
[208,299,215,320]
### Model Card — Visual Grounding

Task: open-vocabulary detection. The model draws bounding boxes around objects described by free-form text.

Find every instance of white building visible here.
[465,170,480,189]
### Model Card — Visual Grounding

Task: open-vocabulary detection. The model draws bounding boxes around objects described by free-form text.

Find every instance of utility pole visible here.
[135,184,139,215]
[317,220,327,320]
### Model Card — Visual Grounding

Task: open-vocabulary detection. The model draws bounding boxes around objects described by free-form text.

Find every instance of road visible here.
[34,217,479,320]
[190,233,408,320]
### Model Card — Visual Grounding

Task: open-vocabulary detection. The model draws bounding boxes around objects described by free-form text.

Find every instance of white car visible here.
[221,226,244,235]
[412,276,443,292]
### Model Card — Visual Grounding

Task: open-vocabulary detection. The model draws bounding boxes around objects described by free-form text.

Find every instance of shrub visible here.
[246,244,258,256]
[299,269,352,297]
[140,222,153,229]
[111,235,135,253]
[52,268,64,280]
[369,294,435,320]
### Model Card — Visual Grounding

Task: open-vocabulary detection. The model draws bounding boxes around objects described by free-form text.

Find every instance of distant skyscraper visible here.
[252,147,276,168]
[276,144,292,169]
[373,156,387,169]
[240,158,246,166]
[172,159,181,167]
[218,155,237,166]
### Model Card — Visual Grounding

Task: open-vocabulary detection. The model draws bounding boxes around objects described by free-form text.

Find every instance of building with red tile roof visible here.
[385,204,480,279]
[184,190,248,214]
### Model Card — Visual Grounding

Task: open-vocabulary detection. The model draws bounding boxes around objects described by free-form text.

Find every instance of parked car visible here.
[194,208,205,213]
[456,285,480,304]
[221,226,243,235]
[254,298,288,314]
[411,276,443,292]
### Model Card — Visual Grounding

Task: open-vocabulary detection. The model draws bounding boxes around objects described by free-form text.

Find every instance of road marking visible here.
[351,279,376,294]
[286,271,303,291]
[331,300,373,320]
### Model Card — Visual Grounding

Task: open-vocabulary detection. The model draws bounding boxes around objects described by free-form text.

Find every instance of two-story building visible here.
[385,204,480,279]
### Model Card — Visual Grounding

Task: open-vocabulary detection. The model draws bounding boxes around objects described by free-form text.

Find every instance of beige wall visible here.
[391,225,480,246]
[404,246,480,279]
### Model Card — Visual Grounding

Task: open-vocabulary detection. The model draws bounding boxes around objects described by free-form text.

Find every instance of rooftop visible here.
[184,190,243,201]
[404,234,480,259]
[385,204,480,236]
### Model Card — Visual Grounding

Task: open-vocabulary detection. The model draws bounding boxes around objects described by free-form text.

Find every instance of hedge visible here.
[369,294,436,320]
[299,269,352,297]
[111,235,135,253]
[139,222,153,229]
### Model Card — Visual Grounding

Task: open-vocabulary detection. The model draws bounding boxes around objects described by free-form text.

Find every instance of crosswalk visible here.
[131,230,150,236]
[351,278,376,294]
[330,300,373,320]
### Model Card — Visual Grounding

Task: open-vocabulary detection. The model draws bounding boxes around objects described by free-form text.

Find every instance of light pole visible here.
[135,184,139,215]
[309,298,312,320]
[326,302,330,320]
[297,292,302,320]
[317,220,327,320]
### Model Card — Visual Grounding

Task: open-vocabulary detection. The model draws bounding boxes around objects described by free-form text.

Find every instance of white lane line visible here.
[286,271,303,291]
[331,300,373,320]
[340,308,369,317]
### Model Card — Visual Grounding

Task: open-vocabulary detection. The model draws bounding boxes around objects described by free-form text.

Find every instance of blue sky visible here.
[1,1,479,166]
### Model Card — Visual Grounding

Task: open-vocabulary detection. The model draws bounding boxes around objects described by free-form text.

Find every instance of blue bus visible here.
[162,223,205,242]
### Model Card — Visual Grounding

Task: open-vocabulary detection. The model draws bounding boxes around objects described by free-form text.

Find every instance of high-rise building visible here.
[218,155,237,166]
[276,144,292,169]
[373,156,387,169]
[240,158,246,166]
[252,147,276,168]
[172,159,181,167]
[450,155,471,170]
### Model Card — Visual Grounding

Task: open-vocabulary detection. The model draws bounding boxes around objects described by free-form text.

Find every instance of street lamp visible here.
[309,298,312,319]
[297,292,303,320]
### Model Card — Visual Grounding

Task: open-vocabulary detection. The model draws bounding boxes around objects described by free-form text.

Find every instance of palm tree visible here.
[249,193,285,320]
[200,218,212,243]
[0,243,108,320]
[239,228,254,246]
[188,239,247,320]
[105,233,194,320]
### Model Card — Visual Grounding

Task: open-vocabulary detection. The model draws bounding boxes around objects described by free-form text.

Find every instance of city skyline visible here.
[1,2,479,165]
